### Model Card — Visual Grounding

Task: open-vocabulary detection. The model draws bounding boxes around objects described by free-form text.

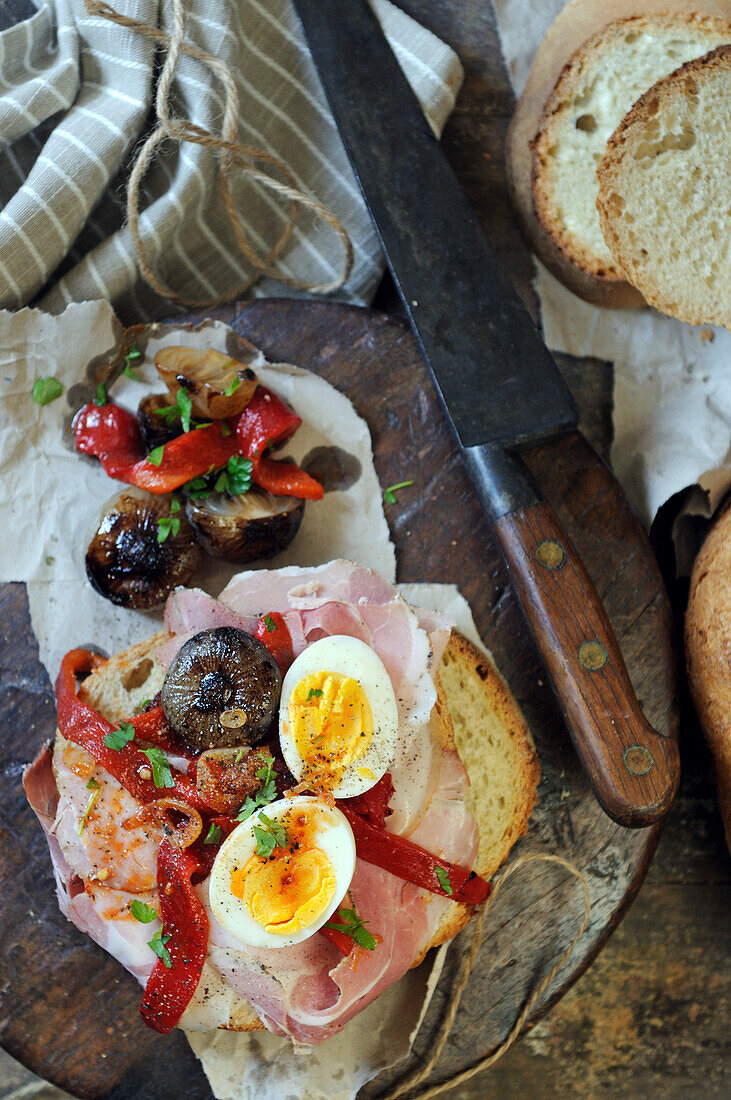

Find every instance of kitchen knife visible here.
[291,0,679,827]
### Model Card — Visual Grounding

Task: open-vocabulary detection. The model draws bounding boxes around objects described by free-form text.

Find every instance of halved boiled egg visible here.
[209,795,355,948]
[279,635,399,799]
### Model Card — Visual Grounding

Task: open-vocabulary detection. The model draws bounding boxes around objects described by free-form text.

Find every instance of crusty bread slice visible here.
[597,44,731,328]
[685,497,731,851]
[75,628,539,1030]
[530,13,730,293]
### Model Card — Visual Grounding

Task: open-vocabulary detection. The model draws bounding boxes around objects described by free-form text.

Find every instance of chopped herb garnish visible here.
[170,497,181,513]
[224,376,241,396]
[253,812,288,858]
[103,720,135,751]
[221,421,231,437]
[182,465,215,500]
[306,688,324,701]
[131,899,158,924]
[94,382,107,406]
[436,866,453,896]
[148,930,172,968]
[234,748,246,765]
[383,480,414,505]
[324,907,376,951]
[78,777,101,834]
[263,613,277,633]
[32,377,63,406]
[158,387,192,433]
[123,344,142,380]
[157,514,181,543]
[142,747,175,789]
[45,555,55,566]
[195,421,212,429]
[237,756,277,821]
[148,444,165,466]
[215,454,252,496]
[204,823,222,846]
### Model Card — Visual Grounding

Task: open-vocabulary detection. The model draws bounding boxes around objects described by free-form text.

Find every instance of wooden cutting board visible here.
[0,300,677,1100]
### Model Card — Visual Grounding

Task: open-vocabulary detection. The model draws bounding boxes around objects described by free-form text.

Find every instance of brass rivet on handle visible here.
[578,640,608,671]
[623,744,654,776]
[536,538,565,570]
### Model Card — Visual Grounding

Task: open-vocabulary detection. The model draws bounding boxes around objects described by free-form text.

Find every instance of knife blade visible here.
[292,0,679,826]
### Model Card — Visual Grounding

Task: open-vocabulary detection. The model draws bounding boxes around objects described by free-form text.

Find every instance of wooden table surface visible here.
[1,1,729,1098]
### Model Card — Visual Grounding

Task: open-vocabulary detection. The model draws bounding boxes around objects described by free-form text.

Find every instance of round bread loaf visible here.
[685,497,731,851]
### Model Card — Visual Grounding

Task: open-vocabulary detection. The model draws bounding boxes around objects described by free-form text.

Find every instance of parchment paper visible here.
[493,0,731,556]
[0,301,484,1100]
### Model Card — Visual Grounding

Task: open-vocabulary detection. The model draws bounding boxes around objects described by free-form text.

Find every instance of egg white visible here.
[209,796,355,948]
[278,635,399,798]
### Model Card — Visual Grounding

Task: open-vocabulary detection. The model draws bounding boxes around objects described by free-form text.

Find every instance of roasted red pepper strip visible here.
[131,706,196,759]
[237,387,323,500]
[140,839,209,1033]
[55,649,209,812]
[342,772,395,829]
[319,923,354,957]
[74,402,237,494]
[341,805,490,905]
[254,612,293,671]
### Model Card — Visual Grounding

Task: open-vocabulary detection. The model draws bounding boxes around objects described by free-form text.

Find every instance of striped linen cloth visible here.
[0,0,463,320]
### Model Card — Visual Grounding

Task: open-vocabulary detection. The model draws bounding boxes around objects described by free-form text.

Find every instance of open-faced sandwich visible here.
[24,561,539,1042]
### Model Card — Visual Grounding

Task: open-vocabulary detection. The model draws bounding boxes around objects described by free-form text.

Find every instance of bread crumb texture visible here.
[598,44,731,328]
[532,15,730,281]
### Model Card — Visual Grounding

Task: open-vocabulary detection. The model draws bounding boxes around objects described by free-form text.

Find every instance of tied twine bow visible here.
[84,0,354,308]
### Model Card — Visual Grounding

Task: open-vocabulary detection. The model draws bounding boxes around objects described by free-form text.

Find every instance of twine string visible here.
[380,854,591,1100]
[84,0,354,307]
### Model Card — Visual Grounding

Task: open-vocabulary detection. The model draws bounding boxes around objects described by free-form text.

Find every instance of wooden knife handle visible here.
[494,500,680,827]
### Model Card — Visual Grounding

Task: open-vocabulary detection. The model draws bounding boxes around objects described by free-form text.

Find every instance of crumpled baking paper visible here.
[493,0,731,560]
[0,300,483,1100]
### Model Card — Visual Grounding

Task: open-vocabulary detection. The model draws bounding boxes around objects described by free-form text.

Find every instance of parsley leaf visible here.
[142,747,175,789]
[78,777,101,834]
[94,382,107,406]
[148,444,165,466]
[253,812,288,858]
[237,756,277,821]
[32,377,63,406]
[157,515,181,543]
[263,613,277,633]
[383,480,414,505]
[436,866,453,896]
[103,721,135,751]
[306,688,323,701]
[182,465,215,500]
[157,388,193,433]
[215,455,252,496]
[131,899,158,924]
[148,930,172,968]
[224,376,241,396]
[221,421,231,437]
[324,907,376,951]
[204,823,222,846]
[123,344,143,380]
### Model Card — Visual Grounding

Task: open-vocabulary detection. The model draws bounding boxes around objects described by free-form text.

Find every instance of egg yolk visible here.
[289,671,374,784]
[230,847,336,935]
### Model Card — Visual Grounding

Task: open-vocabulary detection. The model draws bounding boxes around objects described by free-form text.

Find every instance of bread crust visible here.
[70,627,540,1029]
[685,497,731,851]
[597,44,731,329]
[507,0,731,307]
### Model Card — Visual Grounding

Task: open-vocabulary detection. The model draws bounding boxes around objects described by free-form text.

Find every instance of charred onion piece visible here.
[185,487,305,562]
[137,393,186,450]
[155,346,258,419]
[85,488,202,609]
[123,798,203,849]
[161,627,281,750]
[195,747,272,814]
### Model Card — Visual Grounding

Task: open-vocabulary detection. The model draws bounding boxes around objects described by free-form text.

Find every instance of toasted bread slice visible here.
[597,44,731,329]
[75,628,539,1029]
[685,497,731,851]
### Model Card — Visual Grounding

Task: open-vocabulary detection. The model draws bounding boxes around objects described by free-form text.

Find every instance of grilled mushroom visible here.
[155,346,258,420]
[85,488,202,609]
[185,487,305,562]
[137,393,186,451]
[161,627,281,750]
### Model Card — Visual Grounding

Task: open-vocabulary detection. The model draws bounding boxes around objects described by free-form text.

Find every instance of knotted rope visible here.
[84,0,353,307]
